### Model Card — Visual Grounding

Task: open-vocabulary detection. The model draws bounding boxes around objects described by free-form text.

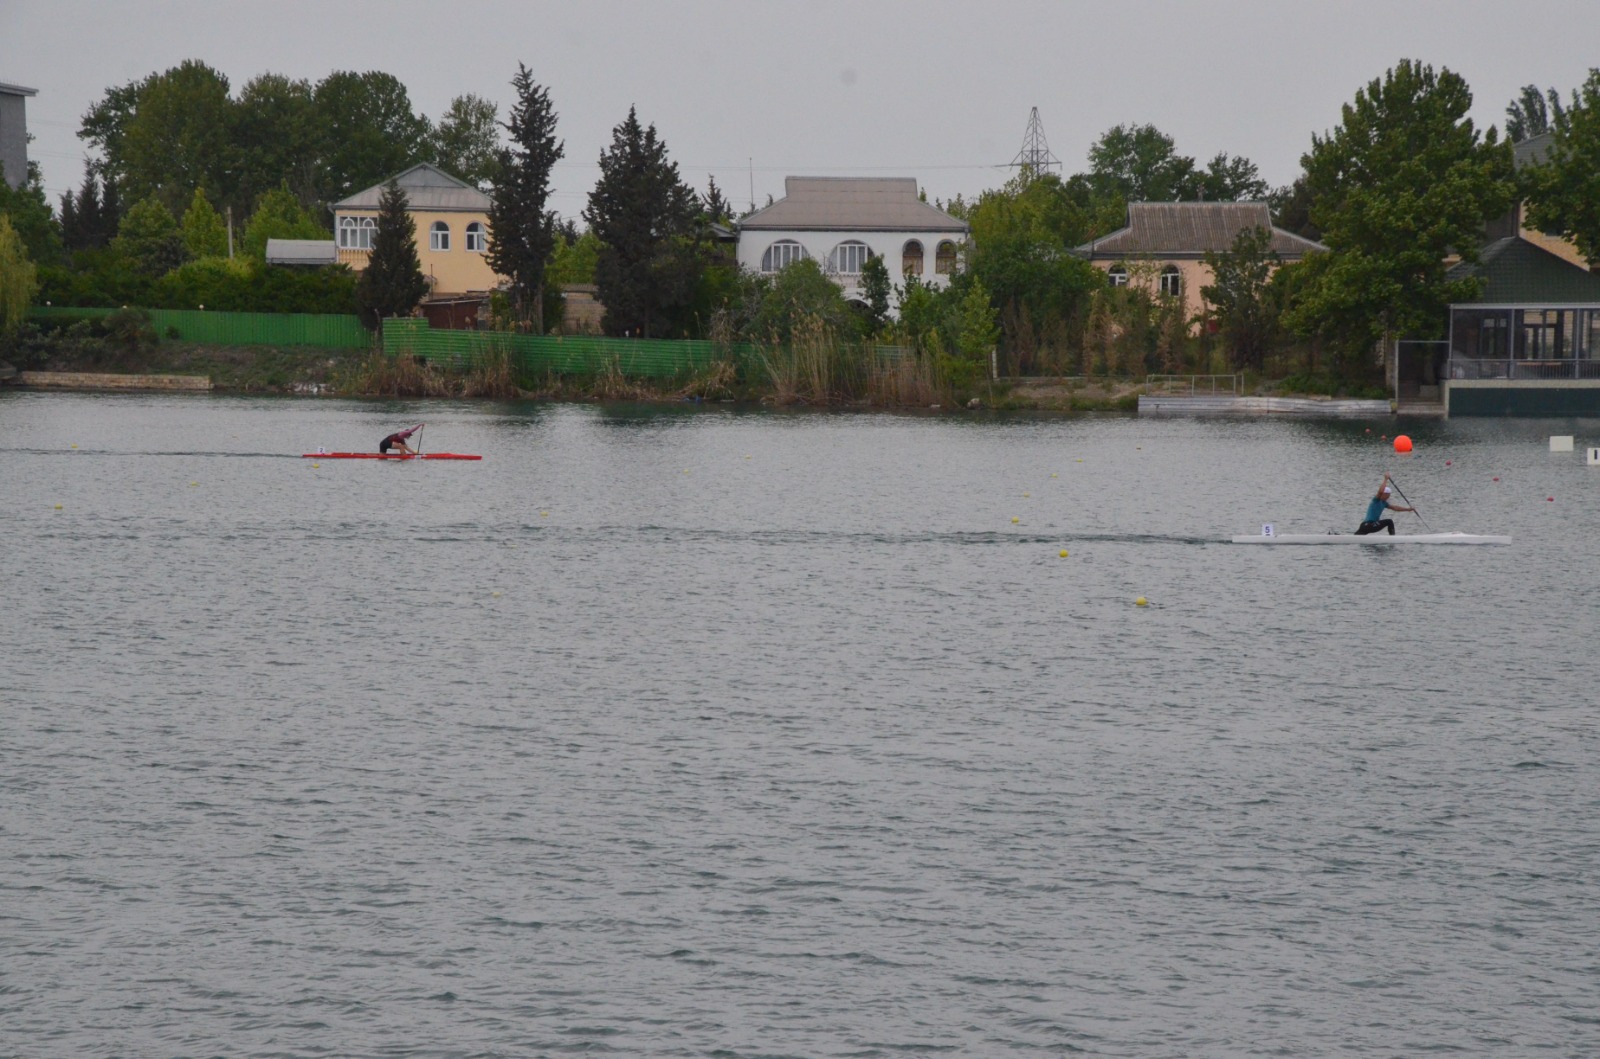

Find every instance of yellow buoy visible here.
[190,481,198,487]
[1011,516,1020,524]
[491,590,502,598]
[1075,458,1083,463]
[1050,473,1058,478]
[540,511,549,517]
[1059,550,1069,558]
[1023,492,1031,498]
[70,444,78,449]
[1135,596,1148,606]
[311,463,319,468]
[54,504,63,510]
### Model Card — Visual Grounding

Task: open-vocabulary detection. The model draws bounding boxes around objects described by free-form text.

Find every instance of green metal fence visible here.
[31,307,371,349]
[381,318,757,379]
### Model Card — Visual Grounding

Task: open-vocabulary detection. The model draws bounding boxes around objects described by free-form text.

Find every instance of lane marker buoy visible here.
[1059,550,1069,558]
[1135,596,1148,606]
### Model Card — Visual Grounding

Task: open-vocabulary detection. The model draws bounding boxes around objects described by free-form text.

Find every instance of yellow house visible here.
[331,163,505,299]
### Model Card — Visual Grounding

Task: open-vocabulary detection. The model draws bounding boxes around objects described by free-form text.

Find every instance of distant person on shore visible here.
[1355,473,1414,535]
[379,425,422,456]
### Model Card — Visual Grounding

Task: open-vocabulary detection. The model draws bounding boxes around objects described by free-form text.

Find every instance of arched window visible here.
[1108,264,1129,287]
[827,240,871,276]
[430,221,451,252]
[902,239,924,276]
[935,240,957,275]
[761,239,809,273]
[338,216,376,250]
[1159,266,1182,297]
[465,222,486,252]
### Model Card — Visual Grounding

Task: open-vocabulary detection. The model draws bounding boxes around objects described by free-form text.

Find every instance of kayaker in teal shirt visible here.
[1355,472,1414,535]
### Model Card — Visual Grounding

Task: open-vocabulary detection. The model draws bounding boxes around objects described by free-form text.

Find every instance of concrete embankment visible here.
[12,371,213,392]
[1139,394,1390,417]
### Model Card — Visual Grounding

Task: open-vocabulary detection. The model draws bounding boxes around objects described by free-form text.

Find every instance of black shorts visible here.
[1355,519,1394,536]
[379,439,392,453]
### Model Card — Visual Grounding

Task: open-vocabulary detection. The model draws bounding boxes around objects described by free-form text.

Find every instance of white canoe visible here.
[1231,532,1511,546]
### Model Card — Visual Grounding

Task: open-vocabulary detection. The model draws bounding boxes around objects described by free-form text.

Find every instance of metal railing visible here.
[1144,373,1243,396]
[1446,357,1600,381]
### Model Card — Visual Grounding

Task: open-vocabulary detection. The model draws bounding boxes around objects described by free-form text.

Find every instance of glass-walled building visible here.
[1447,237,1600,380]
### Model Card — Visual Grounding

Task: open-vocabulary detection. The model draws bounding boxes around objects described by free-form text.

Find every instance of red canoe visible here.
[302,452,482,460]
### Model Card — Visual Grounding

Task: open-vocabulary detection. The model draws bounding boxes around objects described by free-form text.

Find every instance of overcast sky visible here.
[4,0,1596,218]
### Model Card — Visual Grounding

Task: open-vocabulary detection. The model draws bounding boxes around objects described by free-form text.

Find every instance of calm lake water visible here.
[3,392,1598,1058]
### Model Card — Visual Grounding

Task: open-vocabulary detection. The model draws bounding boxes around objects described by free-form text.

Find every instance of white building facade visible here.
[736,177,968,313]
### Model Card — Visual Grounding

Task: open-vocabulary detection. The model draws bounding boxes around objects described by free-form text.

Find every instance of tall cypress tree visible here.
[355,179,427,328]
[486,65,563,332]
[584,107,699,337]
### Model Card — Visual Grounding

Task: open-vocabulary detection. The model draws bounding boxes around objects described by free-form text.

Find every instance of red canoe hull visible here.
[302,452,482,460]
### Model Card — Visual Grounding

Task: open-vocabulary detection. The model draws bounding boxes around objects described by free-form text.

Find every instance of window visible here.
[465,222,486,252]
[902,240,924,276]
[1107,264,1129,287]
[430,221,451,252]
[1159,266,1182,297]
[935,240,957,275]
[827,240,871,276]
[338,216,376,250]
[761,239,809,273]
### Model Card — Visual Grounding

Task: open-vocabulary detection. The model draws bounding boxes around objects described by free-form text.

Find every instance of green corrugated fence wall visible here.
[382,319,759,379]
[31,307,371,349]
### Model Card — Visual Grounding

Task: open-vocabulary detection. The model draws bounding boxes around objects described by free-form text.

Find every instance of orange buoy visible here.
[1393,435,1413,453]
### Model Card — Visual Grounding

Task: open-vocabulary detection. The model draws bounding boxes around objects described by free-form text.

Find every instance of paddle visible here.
[414,423,424,458]
[1386,474,1432,531]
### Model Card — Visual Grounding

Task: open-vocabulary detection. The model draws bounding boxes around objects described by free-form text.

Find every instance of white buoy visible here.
[1588,447,1600,466]
[1550,435,1574,452]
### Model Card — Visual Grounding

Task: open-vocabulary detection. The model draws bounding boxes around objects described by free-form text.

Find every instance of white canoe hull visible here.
[1231,532,1511,546]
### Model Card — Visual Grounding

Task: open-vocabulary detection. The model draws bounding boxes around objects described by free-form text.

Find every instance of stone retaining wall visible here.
[13,371,213,392]
[1139,395,1391,417]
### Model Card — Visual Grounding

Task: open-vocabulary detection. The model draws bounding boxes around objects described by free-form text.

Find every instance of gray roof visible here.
[0,82,38,97]
[1513,131,1555,170]
[266,238,337,266]
[333,162,490,212]
[1447,236,1600,304]
[739,177,967,232]
[1078,202,1325,258]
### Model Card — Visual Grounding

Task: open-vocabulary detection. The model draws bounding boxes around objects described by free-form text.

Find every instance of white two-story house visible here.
[736,177,968,312]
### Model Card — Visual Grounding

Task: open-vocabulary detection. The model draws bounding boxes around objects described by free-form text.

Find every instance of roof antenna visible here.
[1008,107,1061,183]
[749,157,755,213]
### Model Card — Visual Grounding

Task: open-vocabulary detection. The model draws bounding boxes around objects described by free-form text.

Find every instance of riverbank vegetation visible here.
[4,58,1596,404]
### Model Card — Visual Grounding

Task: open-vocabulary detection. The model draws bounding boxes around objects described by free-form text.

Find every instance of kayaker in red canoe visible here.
[378,424,423,456]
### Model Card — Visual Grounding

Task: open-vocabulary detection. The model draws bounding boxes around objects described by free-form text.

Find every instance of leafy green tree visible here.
[241,185,326,259]
[0,162,64,265]
[858,253,891,334]
[1088,124,1198,201]
[750,258,858,343]
[0,213,38,336]
[234,73,321,211]
[180,188,228,258]
[960,171,1108,373]
[1524,69,1600,265]
[702,176,734,225]
[546,229,602,286]
[113,196,187,276]
[955,278,999,360]
[78,80,145,190]
[1506,84,1567,143]
[431,94,502,188]
[1198,153,1269,201]
[486,66,563,331]
[1201,225,1281,370]
[355,179,426,327]
[1289,60,1514,358]
[313,71,432,205]
[584,107,702,337]
[115,61,236,214]
[1268,175,1320,241]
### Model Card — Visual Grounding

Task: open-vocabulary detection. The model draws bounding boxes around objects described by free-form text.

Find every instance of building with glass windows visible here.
[1075,202,1323,323]
[736,177,968,313]
[1443,236,1600,415]
[331,163,501,300]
